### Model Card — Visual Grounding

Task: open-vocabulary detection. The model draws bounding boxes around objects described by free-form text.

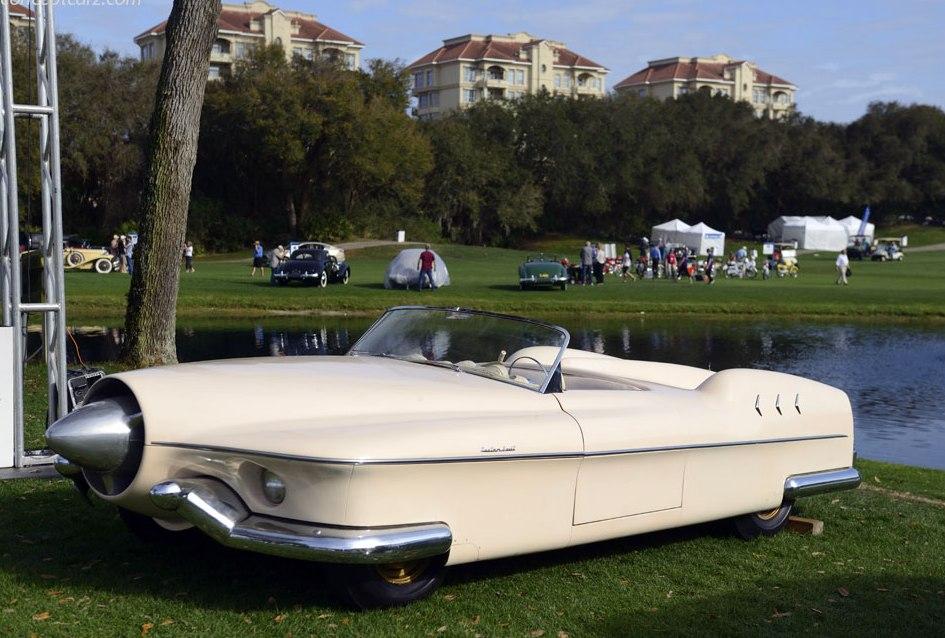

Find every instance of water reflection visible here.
[35,318,945,471]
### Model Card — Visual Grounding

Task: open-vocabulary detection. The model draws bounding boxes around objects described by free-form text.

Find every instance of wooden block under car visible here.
[787,516,824,536]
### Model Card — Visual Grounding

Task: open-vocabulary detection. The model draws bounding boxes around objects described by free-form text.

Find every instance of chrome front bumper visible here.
[149,478,452,564]
[783,467,861,499]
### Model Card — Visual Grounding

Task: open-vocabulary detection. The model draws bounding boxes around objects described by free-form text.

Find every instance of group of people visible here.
[616,240,716,284]
[109,234,135,274]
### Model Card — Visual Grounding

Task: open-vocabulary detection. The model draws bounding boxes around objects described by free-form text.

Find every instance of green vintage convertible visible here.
[519,255,569,291]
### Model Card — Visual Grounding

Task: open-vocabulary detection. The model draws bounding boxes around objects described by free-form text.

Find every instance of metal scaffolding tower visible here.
[0,1,67,469]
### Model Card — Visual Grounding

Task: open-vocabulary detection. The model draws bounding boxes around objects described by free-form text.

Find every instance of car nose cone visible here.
[45,398,142,473]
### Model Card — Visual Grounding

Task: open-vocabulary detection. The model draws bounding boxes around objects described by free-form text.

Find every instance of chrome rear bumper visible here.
[783,467,861,499]
[149,478,452,564]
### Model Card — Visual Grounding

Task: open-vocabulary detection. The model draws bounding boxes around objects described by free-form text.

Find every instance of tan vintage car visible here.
[46,307,860,608]
[64,246,117,274]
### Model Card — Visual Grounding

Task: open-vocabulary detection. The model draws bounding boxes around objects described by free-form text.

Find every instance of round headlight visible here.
[261,470,286,504]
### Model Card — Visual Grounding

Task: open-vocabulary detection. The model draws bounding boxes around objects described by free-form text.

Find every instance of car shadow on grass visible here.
[0,481,737,615]
[0,482,348,611]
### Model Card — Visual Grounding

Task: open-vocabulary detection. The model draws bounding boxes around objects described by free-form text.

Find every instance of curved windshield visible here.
[348,307,569,392]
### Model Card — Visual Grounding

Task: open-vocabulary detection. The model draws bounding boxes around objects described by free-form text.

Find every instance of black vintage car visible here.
[271,248,350,287]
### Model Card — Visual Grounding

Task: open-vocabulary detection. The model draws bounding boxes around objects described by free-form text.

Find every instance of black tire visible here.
[118,507,197,543]
[559,282,567,291]
[337,554,448,609]
[732,501,793,540]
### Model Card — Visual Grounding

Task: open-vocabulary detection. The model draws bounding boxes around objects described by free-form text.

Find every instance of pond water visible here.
[45,317,945,470]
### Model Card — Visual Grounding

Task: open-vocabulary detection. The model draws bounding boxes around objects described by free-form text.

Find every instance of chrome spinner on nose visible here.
[45,397,143,473]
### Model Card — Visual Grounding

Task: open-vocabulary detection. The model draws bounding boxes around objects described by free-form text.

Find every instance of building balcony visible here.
[574,83,601,95]
[210,50,233,63]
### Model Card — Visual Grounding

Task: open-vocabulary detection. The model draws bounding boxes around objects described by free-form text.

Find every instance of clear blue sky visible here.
[50,0,945,122]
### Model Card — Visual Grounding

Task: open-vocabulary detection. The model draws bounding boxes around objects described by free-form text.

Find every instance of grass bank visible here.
[63,240,945,321]
[0,459,942,636]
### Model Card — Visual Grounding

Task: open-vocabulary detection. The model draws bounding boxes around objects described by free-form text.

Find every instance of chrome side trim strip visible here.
[149,478,452,564]
[151,433,848,467]
[783,467,861,499]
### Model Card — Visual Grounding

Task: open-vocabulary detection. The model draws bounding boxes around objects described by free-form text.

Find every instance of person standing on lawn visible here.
[251,240,265,277]
[593,243,606,284]
[183,241,195,273]
[705,247,716,284]
[836,249,849,285]
[580,241,594,286]
[118,235,128,273]
[417,244,437,290]
[124,235,135,275]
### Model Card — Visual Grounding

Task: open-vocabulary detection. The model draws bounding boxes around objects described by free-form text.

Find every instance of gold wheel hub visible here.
[375,559,430,586]
[755,506,783,521]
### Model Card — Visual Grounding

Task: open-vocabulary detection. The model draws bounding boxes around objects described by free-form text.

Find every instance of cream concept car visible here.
[46,307,860,608]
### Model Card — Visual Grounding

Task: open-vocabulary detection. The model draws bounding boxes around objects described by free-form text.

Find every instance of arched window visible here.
[322,47,343,63]
[577,72,595,88]
[773,91,791,106]
[487,65,505,81]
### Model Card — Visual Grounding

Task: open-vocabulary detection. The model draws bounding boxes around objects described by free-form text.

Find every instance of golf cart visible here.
[762,241,799,279]
[846,235,873,261]
[871,237,906,262]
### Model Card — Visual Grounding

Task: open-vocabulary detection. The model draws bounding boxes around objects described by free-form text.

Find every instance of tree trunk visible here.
[123,1,221,367]
[286,193,297,235]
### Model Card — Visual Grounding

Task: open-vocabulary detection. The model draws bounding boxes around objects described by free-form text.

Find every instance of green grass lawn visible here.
[0,458,942,636]
[63,241,945,321]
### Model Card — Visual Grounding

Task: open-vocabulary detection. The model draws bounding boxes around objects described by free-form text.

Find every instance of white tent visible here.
[651,219,691,245]
[680,222,726,255]
[384,248,451,289]
[767,216,848,251]
[839,215,876,241]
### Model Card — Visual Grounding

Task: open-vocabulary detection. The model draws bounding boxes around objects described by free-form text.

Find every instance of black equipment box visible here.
[66,368,106,412]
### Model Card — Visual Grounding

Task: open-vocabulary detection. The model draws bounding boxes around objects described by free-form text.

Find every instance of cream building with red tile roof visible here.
[134,1,363,80]
[614,54,796,118]
[407,32,608,120]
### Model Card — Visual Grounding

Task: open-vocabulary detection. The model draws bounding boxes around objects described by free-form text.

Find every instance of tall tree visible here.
[123,0,221,366]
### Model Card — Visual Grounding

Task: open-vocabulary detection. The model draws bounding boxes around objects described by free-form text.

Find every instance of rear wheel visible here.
[338,554,448,609]
[94,258,113,274]
[732,501,793,539]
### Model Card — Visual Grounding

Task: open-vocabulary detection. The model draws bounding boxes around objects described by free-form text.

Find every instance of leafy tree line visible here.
[16,38,945,249]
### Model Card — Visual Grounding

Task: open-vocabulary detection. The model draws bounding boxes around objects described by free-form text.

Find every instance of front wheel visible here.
[318,271,328,288]
[559,281,567,291]
[341,268,350,285]
[337,554,447,609]
[94,258,113,274]
[118,507,196,543]
[732,501,793,539]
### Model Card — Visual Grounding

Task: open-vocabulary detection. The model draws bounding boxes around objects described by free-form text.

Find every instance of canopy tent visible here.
[680,222,726,255]
[384,249,451,289]
[767,216,848,251]
[651,219,691,245]
[839,215,876,241]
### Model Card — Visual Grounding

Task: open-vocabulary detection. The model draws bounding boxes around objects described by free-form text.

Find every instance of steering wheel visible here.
[507,355,548,384]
